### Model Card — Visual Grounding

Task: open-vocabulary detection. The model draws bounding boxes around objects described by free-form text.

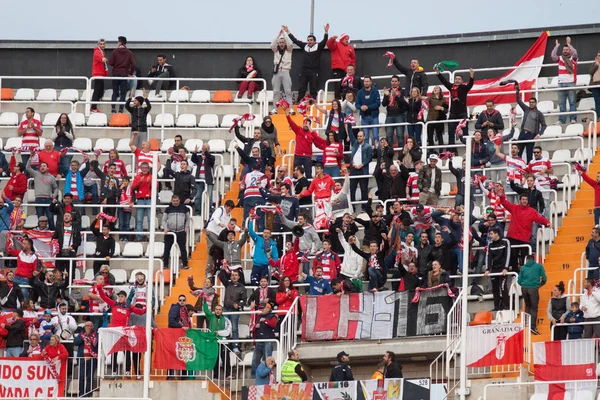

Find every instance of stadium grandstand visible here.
[1,7,600,400]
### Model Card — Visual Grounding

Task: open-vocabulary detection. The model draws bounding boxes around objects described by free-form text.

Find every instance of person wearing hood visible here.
[517,255,547,335]
[260,116,281,167]
[327,32,356,99]
[108,36,136,114]
[125,88,151,147]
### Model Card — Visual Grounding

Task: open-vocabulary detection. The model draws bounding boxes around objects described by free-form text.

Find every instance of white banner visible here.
[0,357,63,398]
[466,323,524,367]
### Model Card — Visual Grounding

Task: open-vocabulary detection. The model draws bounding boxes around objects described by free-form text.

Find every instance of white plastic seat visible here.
[198,114,219,127]
[238,324,250,339]
[153,113,175,127]
[472,105,486,115]
[112,242,121,257]
[207,139,226,153]
[536,100,555,113]
[146,114,152,127]
[578,98,595,111]
[217,165,234,179]
[576,74,591,87]
[79,89,90,101]
[21,113,41,122]
[159,190,173,204]
[190,90,210,103]
[73,137,93,152]
[495,104,512,116]
[536,77,549,89]
[94,138,115,152]
[129,269,149,283]
[176,114,197,127]
[378,112,387,123]
[238,351,253,367]
[87,113,108,127]
[84,269,95,281]
[168,90,189,102]
[117,138,131,152]
[36,88,57,101]
[24,215,38,229]
[220,114,238,128]
[144,242,165,258]
[564,123,584,136]
[243,270,251,285]
[27,189,35,203]
[101,90,114,102]
[42,112,61,126]
[0,112,19,126]
[192,216,203,231]
[69,112,86,126]
[122,243,144,258]
[256,90,274,104]
[542,125,562,138]
[441,182,451,196]
[58,89,79,102]
[14,88,35,101]
[84,242,97,257]
[551,149,571,163]
[81,215,91,230]
[554,200,567,216]
[110,268,128,284]
[548,76,559,88]
[148,90,167,102]
[161,138,175,152]
[184,139,203,153]
[573,148,593,162]
[368,161,376,175]
[494,310,515,323]
[6,137,28,151]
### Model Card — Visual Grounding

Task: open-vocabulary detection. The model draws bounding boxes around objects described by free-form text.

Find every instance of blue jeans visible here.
[55,145,72,177]
[244,197,265,231]
[452,247,463,274]
[557,82,577,123]
[360,115,380,145]
[251,341,273,376]
[385,114,407,146]
[5,347,22,357]
[84,184,99,215]
[517,130,537,163]
[594,208,600,226]
[293,155,313,179]
[251,264,269,286]
[324,165,340,177]
[13,275,30,300]
[35,197,54,230]
[591,88,600,120]
[407,123,423,146]
[196,181,214,215]
[368,267,384,290]
[136,199,151,240]
[111,75,129,112]
[224,307,240,350]
[118,209,131,240]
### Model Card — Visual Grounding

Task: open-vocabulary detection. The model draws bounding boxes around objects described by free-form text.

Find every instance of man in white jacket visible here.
[337,230,363,280]
[581,278,600,338]
[51,301,78,355]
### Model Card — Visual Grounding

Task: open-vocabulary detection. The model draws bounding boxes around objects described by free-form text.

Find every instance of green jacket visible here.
[203,302,232,339]
[517,259,547,289]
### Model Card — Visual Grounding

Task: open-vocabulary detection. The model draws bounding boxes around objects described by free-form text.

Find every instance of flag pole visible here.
[143,152,158,398]
[459,136,472,400]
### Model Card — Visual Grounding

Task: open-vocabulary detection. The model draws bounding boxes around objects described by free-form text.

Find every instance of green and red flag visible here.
[153,328,219,371]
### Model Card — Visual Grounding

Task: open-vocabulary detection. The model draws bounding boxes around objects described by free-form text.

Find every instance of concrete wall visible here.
[1,26,599,90]
[99,380,221,400]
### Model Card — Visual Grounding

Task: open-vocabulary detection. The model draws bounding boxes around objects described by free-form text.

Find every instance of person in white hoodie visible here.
[51,301,77,356]
[337,230,363,280]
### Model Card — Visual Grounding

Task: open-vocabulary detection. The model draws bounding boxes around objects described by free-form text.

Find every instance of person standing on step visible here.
[575,163,600,227]
[515,83,547,162]
[125,88,151,147]
[283,104,326,179]
[108,36,136,114]
[580,278,600,338]
[517,255,547,335]
[162,194,190,271]
[586,227,600,281]
[270,28,294,115]
[547,281,570,341]
[327,32,356,100]
[205,200,235,279]
[91,39,108,113]
[485,227,511,311]
[551,36,578,124]
[435,67,474,152]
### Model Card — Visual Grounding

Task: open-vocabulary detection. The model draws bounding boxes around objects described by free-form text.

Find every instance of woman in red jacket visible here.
[4,160,27,201]
[275,277,299,312]
[42,335,69,380]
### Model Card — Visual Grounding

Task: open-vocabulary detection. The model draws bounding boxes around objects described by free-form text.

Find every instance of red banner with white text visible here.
[0,357,66,398]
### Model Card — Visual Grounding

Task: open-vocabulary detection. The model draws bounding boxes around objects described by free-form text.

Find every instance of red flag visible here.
[101,326,147,355]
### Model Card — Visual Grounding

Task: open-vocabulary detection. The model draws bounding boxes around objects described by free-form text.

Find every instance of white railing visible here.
[482,379,598,400]
[430,339,460,400]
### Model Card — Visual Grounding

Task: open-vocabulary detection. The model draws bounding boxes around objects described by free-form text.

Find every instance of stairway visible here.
[533,149,600,343]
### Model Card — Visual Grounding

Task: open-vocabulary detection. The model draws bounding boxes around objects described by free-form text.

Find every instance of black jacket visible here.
[384,361,403,378]
[381,87,409,116]
[5,318,26,348]
[254,312,277,340]
[437,73,474,115]
[248,287,277,309]
[330,362,354,382]
[430,233,457,272]
[294,177,311,206]
[53,223,82,253]
[416,243,434,276]
[49,201,82,230]
[351,241,390,284]
[147,63,176,89]
[90,223,116,258]
[393,58,429,94]
[125,98,151,132]
[191,151,215,185]
[373,145,395,173]
[375,164,410,202]
[509,182,545,214]
[91,160,121,202]
[219,270,247,310]
[234,125,265,157]
[355,213,387,247]
[168,304,188,328]
[163,164,197,202]
[486,237,511,273]
[328,219,359,255]
[475,109,505,132]
[0,281,24,310]
[289,33,328,70]
[449,159,467,196]
[32,276,68,309]
[406,98,422,124]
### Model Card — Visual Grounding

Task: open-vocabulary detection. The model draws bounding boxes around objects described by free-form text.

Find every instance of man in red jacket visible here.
[327,33,356,100]
[500,193,550,270]
[283,104,326,179]
[575,163,600,225]
[91,38,108,113]
[38,139,61,178]
[3,160,27,201]
[98,288,146,327]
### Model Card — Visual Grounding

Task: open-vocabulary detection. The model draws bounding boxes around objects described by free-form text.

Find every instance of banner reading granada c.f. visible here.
[299,287,453,341]
[466,323,524,367]
[0,357,66,398]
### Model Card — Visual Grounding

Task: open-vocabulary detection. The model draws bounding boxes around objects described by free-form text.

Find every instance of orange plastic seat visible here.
[156,269,171,284]
[584,123,600,137]
[149,138,159,151]
[212,90,233,103]
[109,113,130,127]
[1,88,14,100]
[469,311,493,326]
[449,184,458,196]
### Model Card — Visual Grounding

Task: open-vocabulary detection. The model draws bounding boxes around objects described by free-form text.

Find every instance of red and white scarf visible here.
[229,113,255,132]
[83,333,98,358]
[341,75,354,88]
[42,349,61,381]
[417,99,429,121]
[383,51,396,68]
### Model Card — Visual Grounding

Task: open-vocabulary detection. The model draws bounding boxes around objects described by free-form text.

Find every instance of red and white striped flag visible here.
[534,339,597,400]
[99,326,147,356]
[8,229,59,268]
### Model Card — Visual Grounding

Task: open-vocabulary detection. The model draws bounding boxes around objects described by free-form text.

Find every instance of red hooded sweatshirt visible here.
[500,196,550,243]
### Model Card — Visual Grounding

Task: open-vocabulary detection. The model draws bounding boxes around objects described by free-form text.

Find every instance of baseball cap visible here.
[428,154,439,162]
[416,204,424,212]
[337,351,349,361]
[39,216,49,221]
